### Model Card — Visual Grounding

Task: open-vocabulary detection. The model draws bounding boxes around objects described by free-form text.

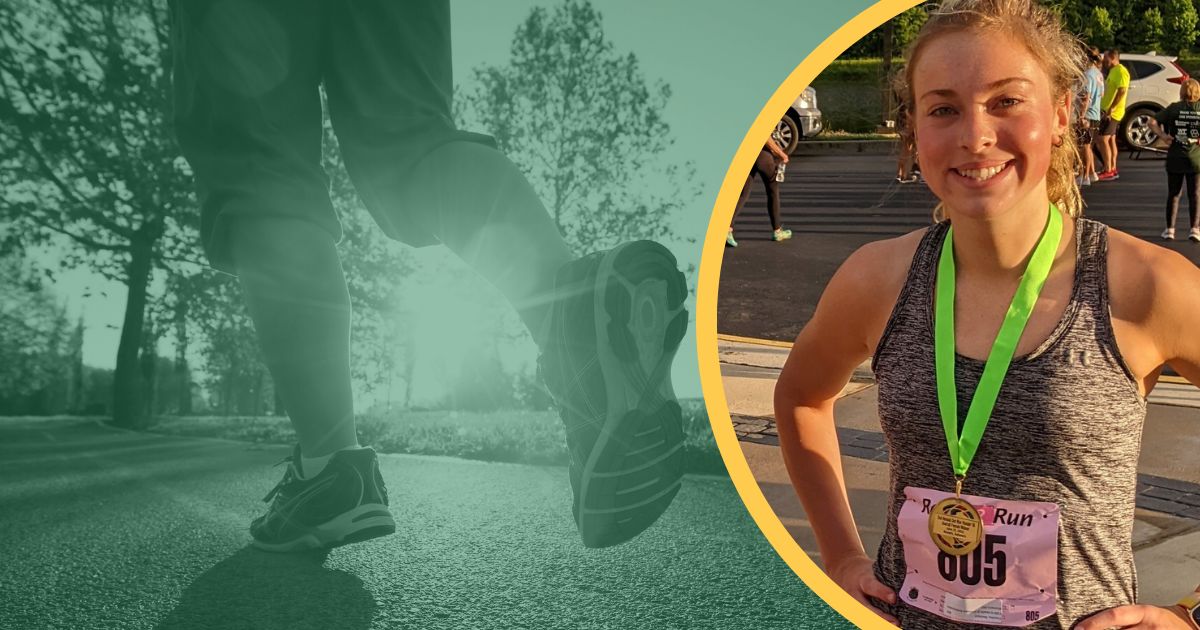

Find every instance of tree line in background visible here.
[0,0,688,425]
[847,0,1200,59]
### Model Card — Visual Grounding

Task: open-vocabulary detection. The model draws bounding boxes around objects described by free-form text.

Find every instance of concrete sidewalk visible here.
[718,337,1200,607]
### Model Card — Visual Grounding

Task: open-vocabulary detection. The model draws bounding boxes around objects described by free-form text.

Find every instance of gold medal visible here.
[928,496,983,556]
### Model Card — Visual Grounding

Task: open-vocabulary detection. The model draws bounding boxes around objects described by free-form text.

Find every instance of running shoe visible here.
[1162,228,1176,240]
[726,231,738,248]
[250,446,396,552]
[772,228,793,242]
[1097,170,1117,181]
[539,241,687,548]
[1190,228,1200,242]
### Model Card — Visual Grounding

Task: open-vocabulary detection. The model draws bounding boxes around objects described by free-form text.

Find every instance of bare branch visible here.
[24,211,128,252]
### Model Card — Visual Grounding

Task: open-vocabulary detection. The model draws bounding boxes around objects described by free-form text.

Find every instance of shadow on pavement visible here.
[156,546,376,630]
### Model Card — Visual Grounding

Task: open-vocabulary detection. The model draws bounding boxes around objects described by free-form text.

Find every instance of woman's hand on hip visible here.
[827,554,899,626]
[1075,604,1193,629]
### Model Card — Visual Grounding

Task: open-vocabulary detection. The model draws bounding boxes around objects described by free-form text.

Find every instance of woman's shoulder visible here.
[822,226,934,328]
[802,226,935,362]
[836,226,931,292]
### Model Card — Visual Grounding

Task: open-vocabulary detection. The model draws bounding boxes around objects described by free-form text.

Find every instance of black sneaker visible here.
[540,240,688,548]
[250,446,396,552]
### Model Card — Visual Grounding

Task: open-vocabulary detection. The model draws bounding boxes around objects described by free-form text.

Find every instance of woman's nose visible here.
[959,108,997,153]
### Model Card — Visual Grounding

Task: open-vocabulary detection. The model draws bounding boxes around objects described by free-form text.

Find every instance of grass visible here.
[813,58,905,82]
[816,130,896,141]
[144,398,727,475]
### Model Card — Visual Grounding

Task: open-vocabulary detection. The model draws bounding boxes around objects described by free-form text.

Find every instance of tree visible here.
[0,0,197,427]
[1128,7,1165,52]
[458,0,691,253]
[1163,0,1199,55]
[893,6,929,52]
[0,252,74,414]
[1085,6,1116,50]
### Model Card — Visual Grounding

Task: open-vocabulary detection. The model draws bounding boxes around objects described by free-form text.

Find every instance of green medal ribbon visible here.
[935,205,1063,484]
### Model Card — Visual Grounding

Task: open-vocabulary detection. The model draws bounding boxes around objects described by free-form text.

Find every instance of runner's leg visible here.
[1187,172,1200,231]
[1167,172,1184,229]
[171,0,356,458]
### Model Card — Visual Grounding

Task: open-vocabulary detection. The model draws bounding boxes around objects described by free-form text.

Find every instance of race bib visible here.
[897,486,1060,627]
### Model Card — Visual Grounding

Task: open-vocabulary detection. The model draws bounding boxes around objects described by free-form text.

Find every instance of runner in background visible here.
[1149,78,1200,241]
[728,134,793,247]
[1078,46,1104,185]
[773,0,1200,627]
[1097,49,1130,181]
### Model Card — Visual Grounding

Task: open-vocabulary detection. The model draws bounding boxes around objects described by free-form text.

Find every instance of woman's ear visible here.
[1054,91,1071,139]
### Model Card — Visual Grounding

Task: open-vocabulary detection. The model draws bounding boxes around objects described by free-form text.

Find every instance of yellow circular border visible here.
[696,1,923,628]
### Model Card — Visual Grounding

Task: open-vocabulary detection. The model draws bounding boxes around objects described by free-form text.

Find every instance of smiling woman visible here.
[764,0,1200,628]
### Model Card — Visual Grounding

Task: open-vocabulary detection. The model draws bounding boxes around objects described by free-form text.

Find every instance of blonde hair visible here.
[1181,78,1200,103]
[893,0,1085,221]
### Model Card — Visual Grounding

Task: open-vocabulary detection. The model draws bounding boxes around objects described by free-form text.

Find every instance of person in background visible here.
[1097,48,1129,180]
[1149,78,1200,241]
[728,134,793,247]
[1079,46,1104,185]
[895,86,920,184]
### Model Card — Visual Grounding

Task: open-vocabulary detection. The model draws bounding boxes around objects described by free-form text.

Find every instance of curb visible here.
[791,139,898,156]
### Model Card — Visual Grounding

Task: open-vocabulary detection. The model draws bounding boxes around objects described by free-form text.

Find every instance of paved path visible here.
[0,417,847,630]
[718,337,1200,608]
[720,153,1200,341]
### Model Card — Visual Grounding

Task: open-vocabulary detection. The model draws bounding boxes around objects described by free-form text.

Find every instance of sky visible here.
[44,0,877,400]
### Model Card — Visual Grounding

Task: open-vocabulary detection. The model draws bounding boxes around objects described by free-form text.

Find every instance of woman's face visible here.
[911,29,1069,223]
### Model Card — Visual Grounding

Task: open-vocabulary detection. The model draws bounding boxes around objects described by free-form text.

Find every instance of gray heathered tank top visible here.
[871,218,1148,629]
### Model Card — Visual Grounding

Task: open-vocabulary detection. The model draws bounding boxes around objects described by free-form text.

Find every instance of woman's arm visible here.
[1080,233,1200,629]
[1148,249,1200,388]
[774,238,909,624]
[765,136,789,163]
[1148,118,1167,139]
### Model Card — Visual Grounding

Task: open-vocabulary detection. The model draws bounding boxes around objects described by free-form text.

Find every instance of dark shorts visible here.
[170,0,495,273]
[1099,115,1120,136]
[1076,120,1098,146]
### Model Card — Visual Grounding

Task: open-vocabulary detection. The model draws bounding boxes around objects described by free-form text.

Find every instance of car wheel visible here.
[1121,107,1159,150]
[775,115,800,155]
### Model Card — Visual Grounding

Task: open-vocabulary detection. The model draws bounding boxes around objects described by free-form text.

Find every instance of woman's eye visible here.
[930,106,955,117]
[997,97,1022,108]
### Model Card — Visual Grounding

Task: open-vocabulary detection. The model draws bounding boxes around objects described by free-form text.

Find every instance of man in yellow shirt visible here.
[1098,49,1130,180]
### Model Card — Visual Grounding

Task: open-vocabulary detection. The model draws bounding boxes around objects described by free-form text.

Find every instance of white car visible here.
[1114,53,1191,149]
[775,86,823,154]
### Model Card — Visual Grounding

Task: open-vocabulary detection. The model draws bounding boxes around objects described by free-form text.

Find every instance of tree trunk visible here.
[253,368,264,416]
[175,299,192,415]
[881,18,895,125]
[111,237,154,428]
[140,323,158,417]
[70,318,85,413]
[222,366,234,416]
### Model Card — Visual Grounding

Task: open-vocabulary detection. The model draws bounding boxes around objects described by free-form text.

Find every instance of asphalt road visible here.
[0,417,846,630]
[719,152,1200,342]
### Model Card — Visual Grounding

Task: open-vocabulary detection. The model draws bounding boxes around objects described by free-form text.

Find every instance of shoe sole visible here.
[252,503,396,553]
[575,240,687,548]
